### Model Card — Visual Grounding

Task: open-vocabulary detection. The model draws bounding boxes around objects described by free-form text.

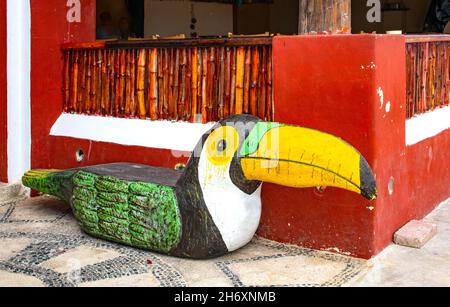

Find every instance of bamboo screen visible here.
[406,37,450,119]
[62,38,274,123]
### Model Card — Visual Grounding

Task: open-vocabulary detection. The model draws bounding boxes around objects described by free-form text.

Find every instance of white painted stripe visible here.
[50,114,216,152]
[7,0,31,183]
[406,105,450,146]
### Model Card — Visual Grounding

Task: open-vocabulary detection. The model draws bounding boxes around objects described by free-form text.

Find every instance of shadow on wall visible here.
[352,0,432,34]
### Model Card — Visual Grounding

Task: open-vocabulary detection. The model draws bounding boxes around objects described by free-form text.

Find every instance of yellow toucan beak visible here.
[240,123,377,201]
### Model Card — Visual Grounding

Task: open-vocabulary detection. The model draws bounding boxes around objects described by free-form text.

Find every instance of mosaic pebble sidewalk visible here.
[0,196,369,287]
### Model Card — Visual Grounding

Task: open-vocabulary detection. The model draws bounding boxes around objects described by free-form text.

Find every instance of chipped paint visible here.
[377,87,384,109]
[324,247,352,256]
[385,101,391,113]
[361,62,377,70]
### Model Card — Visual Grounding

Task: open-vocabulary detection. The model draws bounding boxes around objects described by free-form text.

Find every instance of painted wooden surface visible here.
[62,39,274,123]
[406,38,450,118]
[0,1,7,182]
[298,0,351,34]
[23,115,376,258]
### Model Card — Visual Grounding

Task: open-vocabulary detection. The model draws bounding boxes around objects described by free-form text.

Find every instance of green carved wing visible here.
[72,171,182,253]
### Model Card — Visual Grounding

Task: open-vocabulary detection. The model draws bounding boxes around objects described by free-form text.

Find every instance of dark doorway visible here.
[96,0,298,40]
[96,0,144,39]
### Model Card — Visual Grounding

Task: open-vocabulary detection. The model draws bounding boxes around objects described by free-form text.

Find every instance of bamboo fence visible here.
[62,38,274,123]
[406,38,450,119]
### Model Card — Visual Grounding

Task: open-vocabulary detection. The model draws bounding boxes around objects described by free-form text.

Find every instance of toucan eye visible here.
[217,140,227,153]
[205,126,239,166]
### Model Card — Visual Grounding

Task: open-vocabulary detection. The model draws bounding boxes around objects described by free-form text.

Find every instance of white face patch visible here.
[197,145,262,252]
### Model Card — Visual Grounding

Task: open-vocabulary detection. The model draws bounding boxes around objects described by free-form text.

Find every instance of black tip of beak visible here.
[360,157,377,200]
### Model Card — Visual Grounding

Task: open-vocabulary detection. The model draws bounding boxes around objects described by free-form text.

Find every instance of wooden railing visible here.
[62,37,274,123]
[406,35,450,119]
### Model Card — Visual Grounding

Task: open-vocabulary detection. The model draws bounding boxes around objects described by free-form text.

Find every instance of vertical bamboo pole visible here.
[191,48,199,122]
[208,47,218,121]
[224,47,231,118]
[163,49,170,119]
[90,50,97,114]
[101,49,108,115]
[85,51,92,113]
[212,47,221,121]
[114,50,121,116]
[259,47,267,120]
[95,50,102,114]
[173,49,180,120]
[149,48,158,120]
[63,51,71,112]
[157,49,164,120]
[218,47,225,120]
[130,49,137,117]
[250,47,260,116]
[104,50,112,115]
[137,48,147,119]
[168,49,175,119]
[415,44,420,115]
[145,48,151,117]
[71,50,79,112]
[230,48,236,115]
[197,49,203,123]
[266,47,273,121]
[178,48,187,121]
[235,47,245,114]
[120,50,127,116]
[77,50,87,114]
[243,47,251,114]
[125,50,132,117]
[206,47,215,122]
[421,43,428,114]
[201,48,208,123]
[406,44,413,119]
[186,49,193,121]
[108,50,115,116]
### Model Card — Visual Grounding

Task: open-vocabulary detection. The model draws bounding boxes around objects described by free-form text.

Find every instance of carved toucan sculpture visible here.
[22,115,377,259]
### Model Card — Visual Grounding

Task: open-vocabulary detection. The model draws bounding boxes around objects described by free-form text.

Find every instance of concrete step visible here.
[0,182,28,205]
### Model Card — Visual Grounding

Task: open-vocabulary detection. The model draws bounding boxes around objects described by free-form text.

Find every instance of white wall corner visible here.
[7,0,31,183]
[406,105,450,146]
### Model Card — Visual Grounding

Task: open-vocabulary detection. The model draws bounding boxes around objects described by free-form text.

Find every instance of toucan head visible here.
[195,114,377,201]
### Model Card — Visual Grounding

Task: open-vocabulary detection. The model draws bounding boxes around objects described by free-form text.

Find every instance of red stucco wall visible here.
[261,35,449,259]
[0,1,7,183]
[30,0,95,171]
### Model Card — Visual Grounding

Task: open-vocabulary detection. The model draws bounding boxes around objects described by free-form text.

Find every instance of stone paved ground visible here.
[0,196,449,287]
[354,199,450,287]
